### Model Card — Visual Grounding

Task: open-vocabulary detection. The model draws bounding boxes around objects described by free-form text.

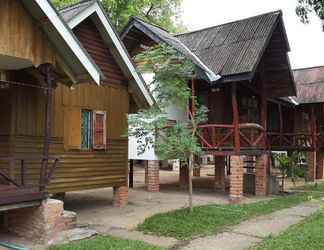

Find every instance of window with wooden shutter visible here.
[93,111,106,149]
[81,110,92,150]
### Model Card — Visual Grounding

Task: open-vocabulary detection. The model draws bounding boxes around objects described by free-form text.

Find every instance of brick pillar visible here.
[7,199,66,242]
[255,154,268,196]
[316,151,324,180]
[230,156,243,201]
[193,167,201,177]
[306,151,316,182]
[146,160,160,192]
[214,156,225,191]
[179,164,189,189]
[113,186,128,207]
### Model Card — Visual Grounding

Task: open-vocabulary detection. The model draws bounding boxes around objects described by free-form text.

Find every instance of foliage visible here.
[254,210,324,249]
[49,235,164,250]
[138,183,324,240]
[51,0,185,32]
[296,0,324,31]
[272,152,300,191]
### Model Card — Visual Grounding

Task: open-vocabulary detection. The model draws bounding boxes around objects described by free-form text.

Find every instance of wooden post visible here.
[191,77,196,119]
[278,104,283,146]
[40,65,54,191]
[260,73,267,148]
[129,160,134,188]
[310,106,317,151]
[232,83,240,152]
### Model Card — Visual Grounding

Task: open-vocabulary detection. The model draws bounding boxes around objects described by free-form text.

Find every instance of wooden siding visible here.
[73,19,128,86]
[0,0,55,67]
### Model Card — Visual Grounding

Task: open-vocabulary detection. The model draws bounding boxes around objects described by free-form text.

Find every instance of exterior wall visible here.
[0,0,55,67]
[0,16,131,194]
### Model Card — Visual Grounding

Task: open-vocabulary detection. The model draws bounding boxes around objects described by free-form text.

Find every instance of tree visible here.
[129,44,207,211]
[296,0,324,31]
[51,0,185,32]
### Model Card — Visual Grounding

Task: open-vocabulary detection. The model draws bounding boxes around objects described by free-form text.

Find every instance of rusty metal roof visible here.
[176,11,285,80]
[294,66,324,104]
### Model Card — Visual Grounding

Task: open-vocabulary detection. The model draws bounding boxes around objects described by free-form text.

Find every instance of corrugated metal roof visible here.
[59,0,95,22]
[176,11,281,77]
[294,66,324,104]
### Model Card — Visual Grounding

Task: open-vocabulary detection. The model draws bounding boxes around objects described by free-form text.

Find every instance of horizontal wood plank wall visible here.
[0,0,55,67]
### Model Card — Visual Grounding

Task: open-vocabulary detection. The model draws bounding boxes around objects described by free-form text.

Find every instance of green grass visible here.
[253,211,324,250]
[48,236,164,250]
[138,183,324,240]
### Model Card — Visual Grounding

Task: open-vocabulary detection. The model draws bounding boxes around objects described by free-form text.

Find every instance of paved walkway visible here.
[181,200,321,250]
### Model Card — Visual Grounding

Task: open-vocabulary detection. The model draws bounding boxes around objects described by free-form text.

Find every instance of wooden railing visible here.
[0,156,59,191]
[197,123,266,151]
[267,132,315,150]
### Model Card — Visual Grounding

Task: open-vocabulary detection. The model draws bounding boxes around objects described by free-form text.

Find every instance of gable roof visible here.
[21,0,102,85]
[121,17,220,82]
[294,66,324,104]
[59,0,154,107]
[176,11,289,82]
[122,11,291,85]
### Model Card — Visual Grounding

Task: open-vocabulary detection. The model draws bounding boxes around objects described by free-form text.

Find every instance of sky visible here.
[180,0,324,69]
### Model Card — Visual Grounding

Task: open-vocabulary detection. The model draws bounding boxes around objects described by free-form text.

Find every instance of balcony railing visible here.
[198,123,323,152]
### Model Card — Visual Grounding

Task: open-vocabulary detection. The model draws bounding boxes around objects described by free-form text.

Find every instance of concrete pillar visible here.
[255,154,268,196]
[306,151,316,182]
[214,156,226,191]
[316,151,324,180]
[229,156,243,201]
[113,186,128,207]
[145,160,160,192]
[179,163,189,189]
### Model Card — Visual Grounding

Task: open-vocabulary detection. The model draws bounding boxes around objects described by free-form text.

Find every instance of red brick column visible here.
[230,156,243,201]
[255,154,268,196]
[146,160,160,192]
[316,151,324,180]
[306,151,316,182]
[193,167,201,177]
[113,186,128,207]
[214,156,225,191]
[179,164,189,189]
[7,199,67,241]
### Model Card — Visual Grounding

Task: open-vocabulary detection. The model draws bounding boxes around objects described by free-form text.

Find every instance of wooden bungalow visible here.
[0,0,152,224]
[292,66,324,181]
[121,11,319,199]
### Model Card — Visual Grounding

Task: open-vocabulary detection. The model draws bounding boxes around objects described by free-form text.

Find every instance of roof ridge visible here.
[175,10,282,37]
[59,0,94,12]
[293,65,324,71]
[130,16,171,33]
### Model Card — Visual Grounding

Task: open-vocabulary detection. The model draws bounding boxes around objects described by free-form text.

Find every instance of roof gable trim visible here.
[65,1,154,106]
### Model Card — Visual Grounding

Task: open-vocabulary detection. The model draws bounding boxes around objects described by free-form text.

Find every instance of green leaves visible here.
[296,0,324,31]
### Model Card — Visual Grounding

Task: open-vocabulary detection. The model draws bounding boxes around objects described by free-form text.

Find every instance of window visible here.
[80,109,107,150]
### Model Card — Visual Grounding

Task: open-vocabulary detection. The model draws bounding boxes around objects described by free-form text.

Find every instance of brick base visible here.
[214,156,225,191]
[113,186,128,207]
[179,164,189,189]
[6,199,75,242]
[316,151,324,180]
[193,167,201,177]
[306,151,316,182]
[230,156,243,201]
[255,154,268,196]
[145,160,160,192]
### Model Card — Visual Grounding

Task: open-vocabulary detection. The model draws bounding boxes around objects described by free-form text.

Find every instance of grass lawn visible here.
[253,211,324,250]
[48,236,164,250]
[138,183,324,240]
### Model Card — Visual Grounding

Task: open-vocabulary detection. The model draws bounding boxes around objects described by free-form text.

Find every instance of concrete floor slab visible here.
[181,232,262,250]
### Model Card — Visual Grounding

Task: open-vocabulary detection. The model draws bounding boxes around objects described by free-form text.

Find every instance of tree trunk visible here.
[188,153,194,212]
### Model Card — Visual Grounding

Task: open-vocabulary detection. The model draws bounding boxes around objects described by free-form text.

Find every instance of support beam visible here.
[214,156,226,191]
[129,160,134,188]
[232,83,240,152]
[255,154,268,196]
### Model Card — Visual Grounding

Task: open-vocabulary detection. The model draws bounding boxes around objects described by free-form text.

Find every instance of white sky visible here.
[180,0,324,69]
